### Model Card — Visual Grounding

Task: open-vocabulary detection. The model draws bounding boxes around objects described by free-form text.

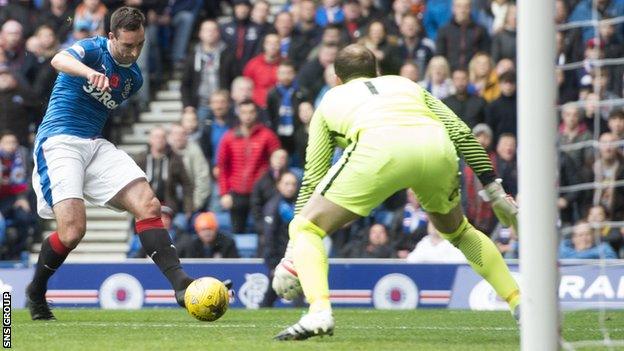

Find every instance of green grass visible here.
[10,309,624,350]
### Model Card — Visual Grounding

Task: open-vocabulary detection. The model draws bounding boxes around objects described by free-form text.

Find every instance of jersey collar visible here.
[106,39,133,68]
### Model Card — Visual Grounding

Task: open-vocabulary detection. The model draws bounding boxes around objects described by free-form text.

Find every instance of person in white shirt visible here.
[406,222,466,263]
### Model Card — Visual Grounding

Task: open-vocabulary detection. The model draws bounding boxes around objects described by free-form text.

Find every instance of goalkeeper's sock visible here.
[28,232,72,298]
[439,217,520,311]
[136,217,193,291]
[289,215,331,313]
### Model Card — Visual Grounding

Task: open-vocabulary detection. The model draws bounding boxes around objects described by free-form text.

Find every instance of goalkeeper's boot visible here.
[25,284,55,321]
[274,310,334,341]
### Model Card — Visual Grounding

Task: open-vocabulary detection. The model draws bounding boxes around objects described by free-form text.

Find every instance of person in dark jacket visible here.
[490,4,516,64]
[296,43,338,102]
[341,223,395,258]
[260,171,299,307]
[178,211,239,258]
[34,0,74,44]
[180,19,236,113]
[134,126,194,217]
[0,67,38,145]
[443,69,486,129]
[266,61,310,154]
[485,70,516,143]
[220,0,263,76]
[435,0,490,70]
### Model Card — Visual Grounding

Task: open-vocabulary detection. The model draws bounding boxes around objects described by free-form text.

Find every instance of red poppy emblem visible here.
[110,74,120,89]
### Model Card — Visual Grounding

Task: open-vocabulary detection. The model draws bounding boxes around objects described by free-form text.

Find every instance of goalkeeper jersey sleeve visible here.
[422,89,498,186]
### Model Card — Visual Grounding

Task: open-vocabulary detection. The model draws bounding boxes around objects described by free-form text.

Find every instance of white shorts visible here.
[32,135,147,219]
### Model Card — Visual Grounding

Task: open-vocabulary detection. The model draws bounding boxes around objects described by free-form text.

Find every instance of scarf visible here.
[276,82,297,137]
[0,149,27,198]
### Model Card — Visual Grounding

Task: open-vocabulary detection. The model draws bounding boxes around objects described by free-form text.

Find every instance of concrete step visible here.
[156,90,181,101]
[48,220,129,231]
[131,122,161,135]
[150,100,182,113]
[85,207,129,219]
[122,133,149,145]
[167,80,181,91]
[42,230,129,242]
[118,144,146,156]
[138,111,180,123]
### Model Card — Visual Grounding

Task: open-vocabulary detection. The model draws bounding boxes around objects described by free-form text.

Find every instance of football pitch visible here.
[11,308,624,350]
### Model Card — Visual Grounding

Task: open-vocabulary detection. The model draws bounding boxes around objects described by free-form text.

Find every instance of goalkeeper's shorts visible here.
[315,124,460,216]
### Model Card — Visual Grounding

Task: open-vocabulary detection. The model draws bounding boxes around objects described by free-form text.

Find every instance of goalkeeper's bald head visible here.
[334,44,379,83]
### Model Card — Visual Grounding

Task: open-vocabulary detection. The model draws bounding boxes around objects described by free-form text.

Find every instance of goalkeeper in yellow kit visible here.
[273,45,520,340]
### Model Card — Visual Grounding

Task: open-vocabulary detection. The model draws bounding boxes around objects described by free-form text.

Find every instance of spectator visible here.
[577,39,605,94]
[406,222,466,263]
[582,92,609,134]
[167,0,200,73]
[203,90,234,166]
[398,14,435,76]
[28,25,59,106]
[250,149,296,235]
[555,0,584,64]
[358,20,402,75]
[593,132,624,220]
[273,11,297,60]
[315,63,338,106]
[73,0,108,37]
[568,0,624,43]
[289,0,322,69]
[0,131,34,260]
[251,0,272,36]
[297,43,338,100]
[267,61,310,154]
[396,189,428,258]
[423,0,452,41]
[491,224,518,259]
[315,0,345,27]
[399,62,420,82]
[559,220,617,259]
[418,56,453,100]
[293,101,314,167]
[384,0,411,36]
[180,109,211,161]
[168,124,211,212]
[443,69,487,129]
[342,223,395,258]
[462,123,497,234]
[180,20,235,116]
[260,171,299,307]
[0,67,38,145]
[558,151,589,226]
[0,20,37,84]
[490,4,516,63]
[436,0,490,70]
[135,126,193,218]
[493,133,518,197]
[178,212,240,258]
[342,0,367,41]
[35,0,74,44]
[220,0,262,76]
[558,102,593,168]
[608,109,624,141]
[485,70,516,141]
[127,205,184,258]
[217,100,281,233]
[243,33,281,109]
[468,52,500,102]
[586,204,623,257]
[359,0,383,21]
[305,24,345,61]
[230,76,254,115]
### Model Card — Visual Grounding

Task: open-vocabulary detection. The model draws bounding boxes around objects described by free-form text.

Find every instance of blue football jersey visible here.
[37,36,143,140]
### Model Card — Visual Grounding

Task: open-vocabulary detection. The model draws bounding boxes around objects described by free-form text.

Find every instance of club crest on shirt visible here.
[110,74,120,89]
[122,78,133,99]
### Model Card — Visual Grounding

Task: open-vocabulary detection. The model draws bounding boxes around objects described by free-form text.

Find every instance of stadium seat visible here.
[233,233,258,258]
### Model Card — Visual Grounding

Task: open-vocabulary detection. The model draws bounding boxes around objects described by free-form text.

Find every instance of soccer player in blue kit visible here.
[26,7,197,320]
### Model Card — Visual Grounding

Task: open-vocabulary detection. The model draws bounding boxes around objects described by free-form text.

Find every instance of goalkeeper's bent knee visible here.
[289,215,328,241]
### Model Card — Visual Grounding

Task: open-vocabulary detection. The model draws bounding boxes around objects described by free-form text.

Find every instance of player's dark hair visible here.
[110,6,145,36]
[334,44,378,82]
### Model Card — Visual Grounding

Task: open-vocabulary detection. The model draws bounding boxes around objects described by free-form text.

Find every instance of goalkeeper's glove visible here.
[479,179,518,231]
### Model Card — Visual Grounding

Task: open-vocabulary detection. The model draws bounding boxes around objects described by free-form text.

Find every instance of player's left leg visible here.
[109,179,193,306]
[274,193,359,341]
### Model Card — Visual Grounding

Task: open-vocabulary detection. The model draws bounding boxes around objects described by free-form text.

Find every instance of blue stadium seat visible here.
[233,233,258,258]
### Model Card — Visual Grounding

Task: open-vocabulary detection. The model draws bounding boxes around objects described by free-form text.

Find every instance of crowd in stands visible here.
[1,0,624,262]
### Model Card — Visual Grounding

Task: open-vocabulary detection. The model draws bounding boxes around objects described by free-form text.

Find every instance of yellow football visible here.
[184,277,229,322]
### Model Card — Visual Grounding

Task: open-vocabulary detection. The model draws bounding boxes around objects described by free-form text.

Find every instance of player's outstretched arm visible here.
[422,90,518,230]
[51,51,110,92]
